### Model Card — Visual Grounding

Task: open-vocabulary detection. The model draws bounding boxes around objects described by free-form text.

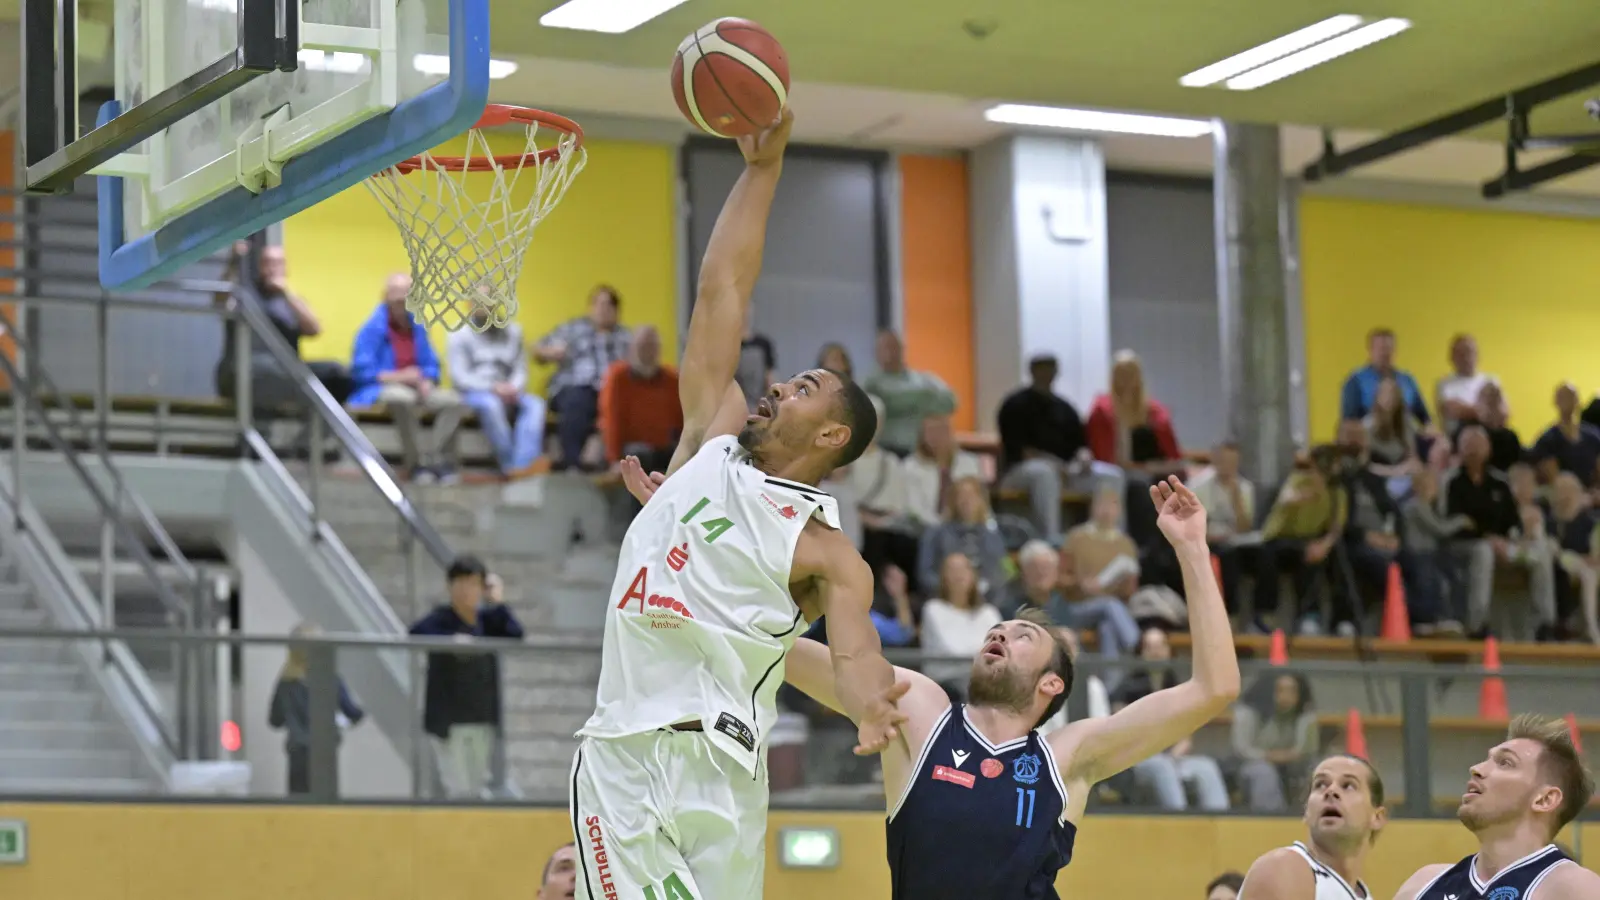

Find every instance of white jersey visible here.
[578,435,839,774]
[1280,842,1371,900]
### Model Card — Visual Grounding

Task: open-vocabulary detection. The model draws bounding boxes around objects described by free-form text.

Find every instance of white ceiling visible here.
[489,55,1600,201]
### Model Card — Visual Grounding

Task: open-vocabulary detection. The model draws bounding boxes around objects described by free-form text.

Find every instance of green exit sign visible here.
[0,820,26,865]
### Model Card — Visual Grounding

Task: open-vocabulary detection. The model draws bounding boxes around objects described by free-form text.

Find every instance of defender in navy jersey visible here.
[1393,715,1598,900]
[619,465,1241,899]
[1239,755,1388,900]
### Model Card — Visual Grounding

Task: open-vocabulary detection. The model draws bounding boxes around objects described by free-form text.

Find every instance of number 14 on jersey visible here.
[681,496,733,543]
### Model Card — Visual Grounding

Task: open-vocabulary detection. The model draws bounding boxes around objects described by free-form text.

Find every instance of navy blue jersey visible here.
[886,704,1076,900]
[1415,844,1573,900]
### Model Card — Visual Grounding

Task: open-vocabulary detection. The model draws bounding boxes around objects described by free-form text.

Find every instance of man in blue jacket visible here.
[348,274,466,481]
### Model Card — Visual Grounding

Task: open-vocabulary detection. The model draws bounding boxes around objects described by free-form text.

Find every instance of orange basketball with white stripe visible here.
[671,18,789,138]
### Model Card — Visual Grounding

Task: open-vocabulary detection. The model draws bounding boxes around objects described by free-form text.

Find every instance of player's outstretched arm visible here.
[784,638,945,736]
[1237,848,1315,900]
[668,109,794,476]
[1049,476,1240,786]
[1539,862,1600,899]
[793,526,904,755]
[1390,865,1450,900]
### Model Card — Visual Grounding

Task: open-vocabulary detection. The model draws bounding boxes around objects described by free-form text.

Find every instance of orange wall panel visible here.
[898,155,975,431]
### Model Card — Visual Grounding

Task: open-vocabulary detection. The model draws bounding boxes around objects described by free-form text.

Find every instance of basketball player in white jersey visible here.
[1392,715,1598,900]
[1238,754,1387,900]
[569,108,904,900]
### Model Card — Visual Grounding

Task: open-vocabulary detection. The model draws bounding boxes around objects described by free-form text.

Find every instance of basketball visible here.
[671,18,789,139]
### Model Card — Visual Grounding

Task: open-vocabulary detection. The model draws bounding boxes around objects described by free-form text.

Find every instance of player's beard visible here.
[967,659,1035,715]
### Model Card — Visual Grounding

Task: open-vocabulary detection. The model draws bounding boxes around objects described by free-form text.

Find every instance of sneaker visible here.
[412,466,438,484]
[435,466,461,485]
[1437,619,1466,637]
[1335,621,1358,638]
[1297,615,1323,636]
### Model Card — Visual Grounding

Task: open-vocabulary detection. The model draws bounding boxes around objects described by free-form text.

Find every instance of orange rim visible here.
[384,104,585,174]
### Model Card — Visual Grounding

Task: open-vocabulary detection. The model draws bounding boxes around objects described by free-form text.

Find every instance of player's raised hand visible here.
[853,680,910,756]
[737,107,793,168]
[1150,475,1208,548]
[618,455,666,505]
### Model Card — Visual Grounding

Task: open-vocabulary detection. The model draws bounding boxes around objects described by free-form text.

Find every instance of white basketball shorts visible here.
[569,729,769,900]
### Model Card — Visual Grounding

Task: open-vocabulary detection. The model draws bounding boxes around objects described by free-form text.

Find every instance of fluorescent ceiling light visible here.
[412,53,519,80]
[539,0,692,34]
[1179,15,1364,87]
[984,104,1214,138]
[1225,18,1411,90]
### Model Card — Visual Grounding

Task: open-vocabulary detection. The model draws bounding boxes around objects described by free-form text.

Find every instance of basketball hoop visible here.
[365,104,586,332]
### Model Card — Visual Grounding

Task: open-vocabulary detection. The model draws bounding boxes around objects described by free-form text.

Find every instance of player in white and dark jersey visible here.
[1393,715,1598,900]
[569,108,904,900]
[1238,754,1387,900]
[621,461,1240,899]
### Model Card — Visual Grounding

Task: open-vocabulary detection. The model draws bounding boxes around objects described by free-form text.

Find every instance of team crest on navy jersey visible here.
[1012,752,1042,785]
[1486,889,1519,900]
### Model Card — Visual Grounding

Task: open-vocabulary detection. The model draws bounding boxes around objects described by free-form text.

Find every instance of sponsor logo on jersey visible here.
[757,493,801,521]
[714,712,757,752]
[980,758,1004,779]
[951,749,970,768]
[932,764,976,788]
[666,542,689,572]
[616,567,694,627]
[1013,752,1042,785]
[583,815,620,900]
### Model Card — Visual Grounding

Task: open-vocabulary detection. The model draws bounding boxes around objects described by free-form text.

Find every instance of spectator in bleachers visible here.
[1088,351,1182,547]
[598,325,682,474]
[1339,327,1430,427]
[735,319,777,411]
[844,394,919,584]
[1402,467,1471,635]
[1362,375,1423,475]
[537,844,577,900]
[1335,420,1407,635]
[1114,627,1230,812]
[918,551,1003,699]
[1442,426,1555,639]
[409,554,524,799]
[1531,382,1600,488]
[816,341,854,379]
[348,275,466,482]
[864,329,957,457]
[1231,672,1317,812]
[917,476,1007,598]
[1464,381,1525,472]
[1053,491,1142,662]
[446,320,543,477]
[1189,441,1256,612]
[215,239,351,408]
[1434,333,1505,435]
[1001,540,1070,620]
[903,414,984,532]
[874,563,919,647]
[1206,872,1245,900]
[1256,447,1346,633]
[998,353,1125,544]
[1549,472,1600,643]
[534,284,631,472]
[268,623,365,797]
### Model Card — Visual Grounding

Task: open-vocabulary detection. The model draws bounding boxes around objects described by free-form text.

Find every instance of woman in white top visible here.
[917,552,1002,694]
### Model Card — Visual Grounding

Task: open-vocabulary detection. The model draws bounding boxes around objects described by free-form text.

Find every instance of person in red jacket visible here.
[1087,350,1184,549]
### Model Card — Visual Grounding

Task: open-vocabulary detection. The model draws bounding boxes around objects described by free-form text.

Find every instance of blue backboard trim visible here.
[98,0,489,291]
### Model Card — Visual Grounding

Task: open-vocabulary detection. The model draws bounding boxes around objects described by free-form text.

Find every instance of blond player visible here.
[569,108,904,900]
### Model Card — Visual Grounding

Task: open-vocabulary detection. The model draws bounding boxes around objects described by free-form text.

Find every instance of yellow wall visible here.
[2,803,1593,900]
[284,135,679,393]
[1300,197,1600,440]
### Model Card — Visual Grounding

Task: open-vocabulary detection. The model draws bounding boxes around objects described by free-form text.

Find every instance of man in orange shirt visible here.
[598,324,683,472]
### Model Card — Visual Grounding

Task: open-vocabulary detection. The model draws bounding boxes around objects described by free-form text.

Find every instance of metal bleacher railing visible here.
[0,624,1595,821]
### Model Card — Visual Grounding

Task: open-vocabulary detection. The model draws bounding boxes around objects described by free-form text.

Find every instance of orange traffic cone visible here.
[1380,563,1411,641]
[1566,713,1584,755]
[1345,707,1369,760]
[1268,628,1289,666]
[1478,637,1509,721]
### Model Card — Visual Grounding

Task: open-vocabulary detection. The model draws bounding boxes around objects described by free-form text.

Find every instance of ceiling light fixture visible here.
[1224,18,1411,90]
[412,54,519,79]
[539,0,693,34]
[1179,15,1364,87]
[984,104,1214,138]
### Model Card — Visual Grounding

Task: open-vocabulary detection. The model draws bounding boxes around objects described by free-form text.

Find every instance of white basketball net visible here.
[364,118,587,332]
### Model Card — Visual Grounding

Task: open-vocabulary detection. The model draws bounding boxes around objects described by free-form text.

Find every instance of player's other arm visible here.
[668,110,794,476]
[1237,848,1314,900]
[1390,865,1451,900]
[795,526,905,754]
[1050,477,1240,786]
[1539,863,1600,899]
